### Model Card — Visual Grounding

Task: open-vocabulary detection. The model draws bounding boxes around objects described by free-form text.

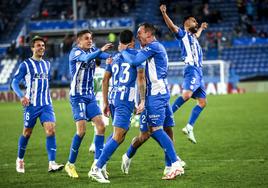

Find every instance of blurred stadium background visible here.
[0,0,268,98]
[0,0,267,187]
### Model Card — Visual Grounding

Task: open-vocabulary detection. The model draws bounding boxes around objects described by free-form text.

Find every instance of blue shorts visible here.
[70,95,102,122]
[23,105,55,128]
[146,94,175,127]
[113,102,134,130]
[139,110,148,132]
[183,65,206,99]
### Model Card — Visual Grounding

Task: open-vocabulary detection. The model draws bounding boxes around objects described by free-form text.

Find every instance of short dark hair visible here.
[183,16,194,26]
[77,30,92,38]
[95,58,101,66]
[138,22,156,36]
[119,29,134,44]
[30,36,45,48]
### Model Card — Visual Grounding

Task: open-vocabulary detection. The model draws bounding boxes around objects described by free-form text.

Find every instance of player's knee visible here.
[94,118,106,134]
[45,128,55,136]
[198,99,207,108]
[44,124,56,136]
[23,128,32,137]
[182,93,192,101]
[76,127,86,137]
[112,134,125,144]
[96,124,105,134]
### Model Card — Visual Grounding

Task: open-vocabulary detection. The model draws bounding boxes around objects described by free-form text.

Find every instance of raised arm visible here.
[77,49,101,62]
[160,4,179,33]
[99,43,113,59]
[77,43,113,62]
[194,22,208,38]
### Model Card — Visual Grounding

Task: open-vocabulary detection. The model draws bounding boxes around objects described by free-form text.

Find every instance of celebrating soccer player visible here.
[120,23,184,180]
[88,29,146,183]
[64,30,112,178]
[12,36,64,173]
[160,4,208,144]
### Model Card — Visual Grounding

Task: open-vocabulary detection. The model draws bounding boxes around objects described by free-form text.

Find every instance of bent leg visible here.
[126,131,150,158]
[92,115,106,160]
[68,120,86,164]
[96,126,127,169]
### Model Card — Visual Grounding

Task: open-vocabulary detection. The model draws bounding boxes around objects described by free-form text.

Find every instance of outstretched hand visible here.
[101,43,113,52]
[200,22,208,30]
[20,96,30,107]
[160,4,167,14]
[103,103,110,117]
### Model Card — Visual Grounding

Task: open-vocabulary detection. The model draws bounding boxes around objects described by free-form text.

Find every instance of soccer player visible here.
[64,30,112,178]
[120,23,184,180]
[88,59,109,153]
[121,103,186,176]
[11,36,64,173]
[160,4,208,144]
[88,29,146,183]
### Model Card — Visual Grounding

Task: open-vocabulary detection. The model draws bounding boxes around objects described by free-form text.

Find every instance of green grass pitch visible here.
[0,93,267,188]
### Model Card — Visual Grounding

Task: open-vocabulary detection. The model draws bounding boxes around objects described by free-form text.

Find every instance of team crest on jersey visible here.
[144,47,151,51]
[34,73,48,79]
[81,60,95,69]
[75,50,82,56]
[79,112,84,117]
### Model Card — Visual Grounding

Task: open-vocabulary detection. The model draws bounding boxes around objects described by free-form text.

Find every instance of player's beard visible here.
[189,26,198,34]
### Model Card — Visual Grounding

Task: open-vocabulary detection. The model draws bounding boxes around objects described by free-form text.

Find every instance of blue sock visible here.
[94,135,105,160]
[46,135,56,161]
[165,153,172,167]
[105,133,113,144]
[172,96,186,113]
[126,145,137,158]
[18,135,29,159]
[68,134,83,163]
[96,138,119,169]
[151,129,177,163]
[189,105,204,126]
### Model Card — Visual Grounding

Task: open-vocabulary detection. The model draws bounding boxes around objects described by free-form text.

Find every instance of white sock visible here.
[186,124,193,131]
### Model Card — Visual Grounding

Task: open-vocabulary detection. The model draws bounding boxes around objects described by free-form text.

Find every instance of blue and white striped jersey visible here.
[69,46,109,96]
[13,58,52,106]
[139,41,170,97]
[109,49,144,103]
[175,28,203,67]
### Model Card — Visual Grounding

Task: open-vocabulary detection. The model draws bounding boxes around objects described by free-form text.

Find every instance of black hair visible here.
[30,36,45,48]
[119,29,134,44]
[95,58,101,66]
[77,29,92,39]
[138,22,156,36]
